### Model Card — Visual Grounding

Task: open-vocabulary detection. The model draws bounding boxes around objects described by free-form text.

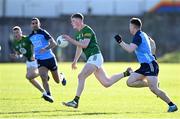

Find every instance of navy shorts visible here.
[37,57,57,71]
[135,60,159,76]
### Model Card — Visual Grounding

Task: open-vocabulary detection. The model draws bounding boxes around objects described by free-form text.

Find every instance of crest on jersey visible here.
[84,33,91,38]
[19,48,27,54]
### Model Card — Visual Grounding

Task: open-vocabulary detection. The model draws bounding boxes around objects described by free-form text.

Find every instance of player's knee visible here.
[149,85,159,94]
[54,78,60,84]
[78,74,82,80]
[126,80,133,87]
[102,80,111,88]
[40,73,48,81]
[103,83,111,88]
[26,74,34,80]
[55,80,60,83]
[78,73,85,80]
[26,71,38,80]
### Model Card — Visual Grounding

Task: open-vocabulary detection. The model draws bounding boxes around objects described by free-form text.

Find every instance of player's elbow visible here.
[53,41,57,46]
[50,41,57,49]
[127,49,134,53]
[82,45,88,48]
[126,44,137,53]
[51,42,57,49]
[79,44,88,48]
[127,47,136,53]
[103,84,111,88]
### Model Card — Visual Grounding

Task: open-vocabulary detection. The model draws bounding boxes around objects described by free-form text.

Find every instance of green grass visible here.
[0,62,180,119]
[159,51,180,63]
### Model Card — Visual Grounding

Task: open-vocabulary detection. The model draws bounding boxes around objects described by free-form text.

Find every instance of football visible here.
[56,35,69,48]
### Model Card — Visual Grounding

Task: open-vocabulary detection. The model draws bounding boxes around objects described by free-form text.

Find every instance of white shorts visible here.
[87,53,104,68]
[26,60,38,68]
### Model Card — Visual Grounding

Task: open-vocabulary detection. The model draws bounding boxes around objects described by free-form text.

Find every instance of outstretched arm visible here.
[114,34,137,53]
[63,34,90,48]
[119,42,137,53]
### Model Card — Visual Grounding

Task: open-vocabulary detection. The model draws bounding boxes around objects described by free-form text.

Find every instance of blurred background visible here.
[0,0,180,62]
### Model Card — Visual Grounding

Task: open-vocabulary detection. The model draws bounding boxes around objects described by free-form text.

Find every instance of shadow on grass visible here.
[0,110,163,117]
[40,111,157,117]
[65,112,118,116]
[0,109,80,115]
[38,112,119,117]
[63,111,157,116]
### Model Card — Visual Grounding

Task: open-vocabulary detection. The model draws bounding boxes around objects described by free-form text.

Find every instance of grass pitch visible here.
[0,62,179,119]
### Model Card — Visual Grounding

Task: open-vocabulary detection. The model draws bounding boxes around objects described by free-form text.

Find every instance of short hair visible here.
[71,13,84,20]
[31,17,40,23]
[130,18,142,28]
[12,26,21,31]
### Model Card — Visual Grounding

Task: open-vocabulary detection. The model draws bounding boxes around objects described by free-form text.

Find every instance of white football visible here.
[56,35,69,48]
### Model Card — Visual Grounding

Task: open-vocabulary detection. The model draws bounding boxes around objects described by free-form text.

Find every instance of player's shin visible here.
[29,78,44,93]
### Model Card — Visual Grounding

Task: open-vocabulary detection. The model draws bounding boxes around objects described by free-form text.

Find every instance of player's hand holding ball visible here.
[56,35,69,48]
[114,34,123,44]
[62,34,73,42]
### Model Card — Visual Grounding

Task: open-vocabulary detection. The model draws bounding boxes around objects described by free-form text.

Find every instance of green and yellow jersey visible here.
[12,35,33,61]
[75,25,101,59]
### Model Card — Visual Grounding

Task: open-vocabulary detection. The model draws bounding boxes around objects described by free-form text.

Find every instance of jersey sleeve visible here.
[132,35,142,47]
[83,30,92,39]
[42,30,53,40]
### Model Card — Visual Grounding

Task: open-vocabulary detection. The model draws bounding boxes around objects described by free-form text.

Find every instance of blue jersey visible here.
[29,28,55,60]
[132,30,155,63]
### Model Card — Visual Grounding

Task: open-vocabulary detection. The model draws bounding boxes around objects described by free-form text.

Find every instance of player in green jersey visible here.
[62,13,132,108]
[11,26,45,95]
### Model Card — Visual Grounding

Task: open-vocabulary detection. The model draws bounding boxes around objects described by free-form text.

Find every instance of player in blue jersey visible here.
[29,18,66,103]
[114,18,178,112]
